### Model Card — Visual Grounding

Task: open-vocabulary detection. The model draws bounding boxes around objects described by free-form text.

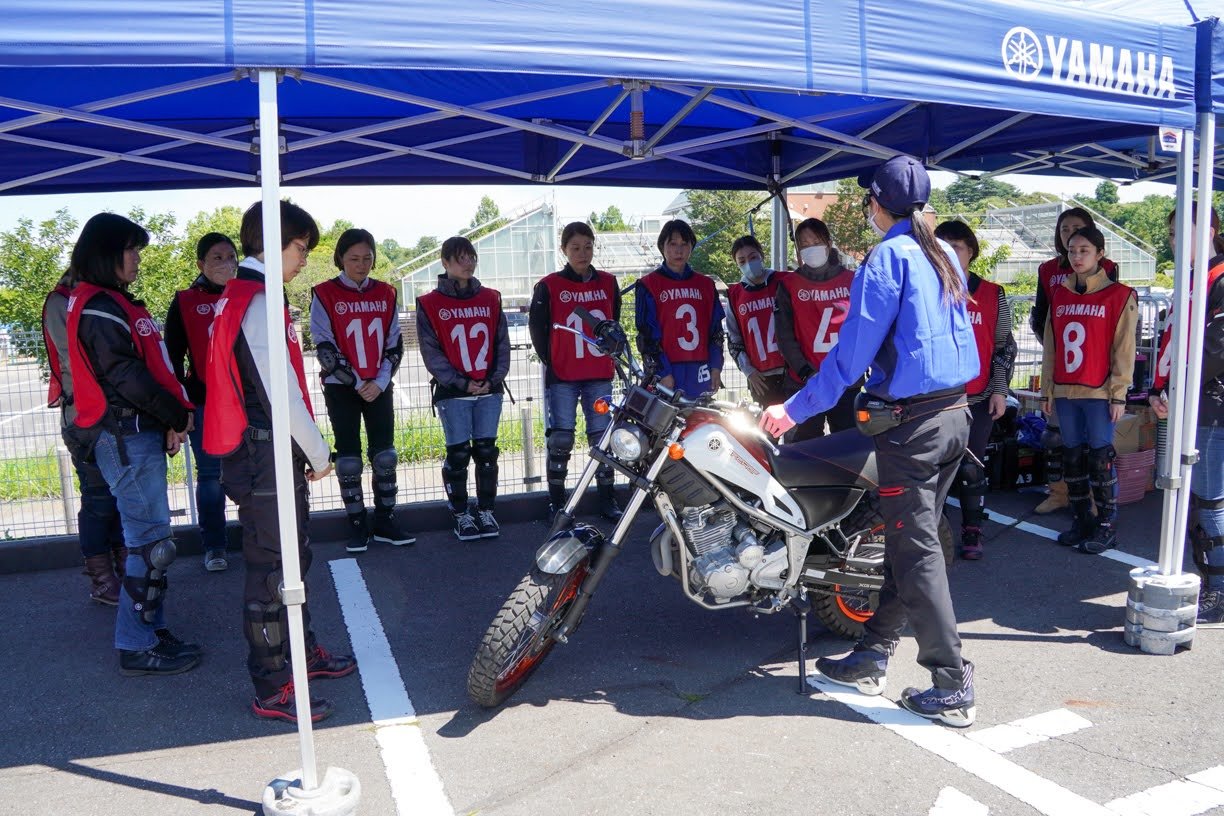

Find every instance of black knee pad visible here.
[1041,426,1064,452]
[957,457,988,494]
[1088,445,1117,481]
[243,588,286,672]
[335,454,364,513]
[472,437,499,466]
[1061,444,1088,478]
[546,429,575,458]
[444,442,472,475]
[123,538,176,625]
[370,447,398,510]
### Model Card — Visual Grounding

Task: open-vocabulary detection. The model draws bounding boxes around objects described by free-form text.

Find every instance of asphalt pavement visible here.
[3,487,1222,816]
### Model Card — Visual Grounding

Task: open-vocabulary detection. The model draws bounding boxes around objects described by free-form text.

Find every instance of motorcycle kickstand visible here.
[793,589,811,694]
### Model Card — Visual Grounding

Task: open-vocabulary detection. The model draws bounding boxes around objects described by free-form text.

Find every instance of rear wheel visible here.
[809,500,954,639]
[467,561,589,708]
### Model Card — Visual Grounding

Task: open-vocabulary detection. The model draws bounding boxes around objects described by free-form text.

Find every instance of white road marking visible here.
[0,403,50,428]
[807,674,1115,816]
[930,787,989,815]
[946,498,1157,570]
[330,558,455,816]
[1105,766,1224,816]
[967,708,1092,753]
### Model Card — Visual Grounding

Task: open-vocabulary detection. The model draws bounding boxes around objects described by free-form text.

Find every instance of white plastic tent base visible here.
[1125,565,1200,655]
[262,767,361,816]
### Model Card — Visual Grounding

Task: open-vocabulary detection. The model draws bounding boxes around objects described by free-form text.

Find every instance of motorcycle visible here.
[467,308,951,708]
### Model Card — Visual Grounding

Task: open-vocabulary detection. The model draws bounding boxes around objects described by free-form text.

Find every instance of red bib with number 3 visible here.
[419,287,501,380]
[638,269,716,364]
[780,269,853,381]
[727,272,788,372]
[313,278,398,381]
[1049,283,1135,388]
[544,270,617,381]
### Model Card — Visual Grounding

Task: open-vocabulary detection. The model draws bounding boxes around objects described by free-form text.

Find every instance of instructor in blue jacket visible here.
[761,156,981,727]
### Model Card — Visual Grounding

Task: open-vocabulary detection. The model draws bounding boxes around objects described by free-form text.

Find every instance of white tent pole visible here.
[1157,130,1196,575]
[258,67,319,790]
[1166,113,1219,577]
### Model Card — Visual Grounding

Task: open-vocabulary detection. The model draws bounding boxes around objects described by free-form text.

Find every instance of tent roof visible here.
[0,0,1201,194]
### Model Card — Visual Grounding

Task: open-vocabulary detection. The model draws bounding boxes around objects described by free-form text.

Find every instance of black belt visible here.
[885,386,966,406]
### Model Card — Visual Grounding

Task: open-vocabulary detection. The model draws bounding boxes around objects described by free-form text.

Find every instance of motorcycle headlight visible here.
[610,426,647,463]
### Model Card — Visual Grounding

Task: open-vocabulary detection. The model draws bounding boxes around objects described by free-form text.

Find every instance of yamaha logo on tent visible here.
[1001,25,1177,100]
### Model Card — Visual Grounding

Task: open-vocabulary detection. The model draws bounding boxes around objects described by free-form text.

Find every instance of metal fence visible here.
[0,289,1171,540]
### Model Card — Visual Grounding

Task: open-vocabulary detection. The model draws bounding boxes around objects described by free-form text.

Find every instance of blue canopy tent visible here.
[0,0,1204,807]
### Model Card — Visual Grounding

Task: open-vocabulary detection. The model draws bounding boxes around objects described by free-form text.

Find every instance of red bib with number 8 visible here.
[1049,283,1135,388]
[419,287,502,380]
[544,270,617,381]
[639,270,716,364]
[780,269,853,381]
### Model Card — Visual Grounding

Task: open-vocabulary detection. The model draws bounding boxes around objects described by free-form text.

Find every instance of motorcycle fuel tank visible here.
[680,421,806,529]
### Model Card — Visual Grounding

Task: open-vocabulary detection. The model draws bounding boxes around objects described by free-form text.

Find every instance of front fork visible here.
[550,427,678,643]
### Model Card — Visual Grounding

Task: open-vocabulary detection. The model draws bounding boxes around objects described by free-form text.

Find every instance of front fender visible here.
[535,522,604,575]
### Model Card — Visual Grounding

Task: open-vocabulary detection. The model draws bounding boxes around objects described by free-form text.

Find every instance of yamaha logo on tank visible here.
[1001,26,1177,99]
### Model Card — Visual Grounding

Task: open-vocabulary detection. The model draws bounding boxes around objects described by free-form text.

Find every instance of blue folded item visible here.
[1016,413,1047,449]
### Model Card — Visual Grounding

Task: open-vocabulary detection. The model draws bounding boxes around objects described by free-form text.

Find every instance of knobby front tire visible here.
[467,561,589,708]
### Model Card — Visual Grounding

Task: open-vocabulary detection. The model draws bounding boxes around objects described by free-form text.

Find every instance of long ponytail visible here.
[907,206,967,304]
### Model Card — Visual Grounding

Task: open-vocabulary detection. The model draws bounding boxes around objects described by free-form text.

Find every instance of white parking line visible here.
[330,558,455,816]
[0,403,49,428]
[946,498,1158,570]
[967,708,1093,753]
[807,674,1115,816]
[1105,766,1224,816]
[930,787,989,815]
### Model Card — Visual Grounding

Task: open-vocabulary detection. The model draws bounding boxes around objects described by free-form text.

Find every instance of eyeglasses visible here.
[454,253,477,264]
[861,194,873,218]
[290,240,311,256]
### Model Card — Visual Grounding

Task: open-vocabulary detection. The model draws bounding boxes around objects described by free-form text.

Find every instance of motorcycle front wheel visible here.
[467,559,590,708]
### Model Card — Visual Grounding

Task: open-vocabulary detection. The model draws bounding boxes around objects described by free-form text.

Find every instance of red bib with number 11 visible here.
[313,278,398,381]
[418,287,502,380]
[1049,283,1135,388]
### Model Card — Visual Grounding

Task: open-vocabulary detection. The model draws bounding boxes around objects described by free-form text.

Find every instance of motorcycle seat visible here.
[769,428,879,491]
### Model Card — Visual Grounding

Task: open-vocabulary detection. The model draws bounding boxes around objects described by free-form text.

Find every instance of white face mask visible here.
[868,209,887,238]
[799,245,829,268]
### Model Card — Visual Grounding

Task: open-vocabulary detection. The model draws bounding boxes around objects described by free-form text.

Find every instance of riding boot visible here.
[1057,446,1096,547]
[83,554,120,606]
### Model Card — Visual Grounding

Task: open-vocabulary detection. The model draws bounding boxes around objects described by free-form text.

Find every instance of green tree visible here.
[1112,193,1176,265]
[127,207,184,322]
[1094,181,1120,207]
[589,205,628,232]
[821,177,876,260]
[684,189,771,284]
[0,209,77,357]
[462,196,507,241]
[944,177,1022,210]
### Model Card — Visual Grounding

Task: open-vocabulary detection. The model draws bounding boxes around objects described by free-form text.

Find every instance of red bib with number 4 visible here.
[544,270,617,381]
[313,277,398,381]
[1050,282,1135,388]
[418,287,501,380]
[638,270,716,364]
[727,272,788,372]
[1151,262,1224,392]
[780,269,853,381]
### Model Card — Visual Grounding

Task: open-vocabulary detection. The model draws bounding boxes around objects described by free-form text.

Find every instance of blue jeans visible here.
[546,380,613,442]
[1194,426,1224,589]
[188,406,226,551]
[437,394,503,446]
[1055,398,1116,449]
[94,429,171,651]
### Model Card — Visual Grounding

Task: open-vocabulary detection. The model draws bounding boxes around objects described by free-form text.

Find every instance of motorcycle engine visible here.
[680,503,766,601]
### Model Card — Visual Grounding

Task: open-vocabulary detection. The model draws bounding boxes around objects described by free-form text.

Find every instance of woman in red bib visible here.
[65,213,199,677]
[417,236,511,541]
[725,234,790,407]
[1040,226,1137,554]
[935,221,1016,560]
[774,217,860,441]
[164,232,237,572]
[530,221,622,521]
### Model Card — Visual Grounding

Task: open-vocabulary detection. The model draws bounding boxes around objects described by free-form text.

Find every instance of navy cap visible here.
[859,155,930,214]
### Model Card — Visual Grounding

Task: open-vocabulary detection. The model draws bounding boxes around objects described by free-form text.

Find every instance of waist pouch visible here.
[854,388,967,437]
